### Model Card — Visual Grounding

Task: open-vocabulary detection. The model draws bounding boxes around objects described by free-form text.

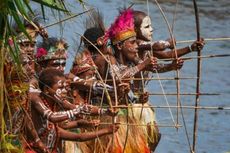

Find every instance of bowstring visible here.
[171,0,180,130]
[146,0,176,125]
[153,0,193,152]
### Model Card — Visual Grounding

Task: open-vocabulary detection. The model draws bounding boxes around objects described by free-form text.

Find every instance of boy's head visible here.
[39,68,67,100]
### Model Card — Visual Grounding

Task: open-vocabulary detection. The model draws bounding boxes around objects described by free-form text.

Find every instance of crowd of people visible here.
[4,8,205,153]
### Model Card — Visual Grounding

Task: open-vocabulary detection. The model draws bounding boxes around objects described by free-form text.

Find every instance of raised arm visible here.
[31,94,76,123]
[110,55,157,80]
[30,93,114,123]
[139,38,205,59]
[67,72,114,94]
[156,58,184,73]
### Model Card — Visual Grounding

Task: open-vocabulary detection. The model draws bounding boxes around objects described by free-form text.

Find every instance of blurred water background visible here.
[32,0,230,152]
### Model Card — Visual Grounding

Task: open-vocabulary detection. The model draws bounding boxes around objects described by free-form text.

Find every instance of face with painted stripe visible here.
[46,59,66,72]
[21,54,35,79]
[118,37,139,63]
[48,76,68,101]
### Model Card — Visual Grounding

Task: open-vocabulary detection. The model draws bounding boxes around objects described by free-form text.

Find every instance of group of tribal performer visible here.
[4,14,118,153]
[73,8,204,153]
[3,7,205,153]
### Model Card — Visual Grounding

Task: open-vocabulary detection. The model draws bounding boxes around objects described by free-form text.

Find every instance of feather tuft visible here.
[104,8,135,44]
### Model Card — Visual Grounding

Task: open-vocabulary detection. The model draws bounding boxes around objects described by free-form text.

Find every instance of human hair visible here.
[82,10,105,53]
[133,10,147,29]
[38,68,64,91]
[83,27,104,51]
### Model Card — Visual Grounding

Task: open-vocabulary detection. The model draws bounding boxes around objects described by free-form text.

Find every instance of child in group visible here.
[29,68,119,153]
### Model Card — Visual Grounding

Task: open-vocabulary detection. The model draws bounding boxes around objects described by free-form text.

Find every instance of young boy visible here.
[29,68,119,153]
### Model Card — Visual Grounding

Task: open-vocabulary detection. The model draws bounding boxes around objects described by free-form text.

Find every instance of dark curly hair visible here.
[38,68,64,91]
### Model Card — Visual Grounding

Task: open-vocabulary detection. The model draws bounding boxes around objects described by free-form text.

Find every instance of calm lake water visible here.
[37,0,230,152]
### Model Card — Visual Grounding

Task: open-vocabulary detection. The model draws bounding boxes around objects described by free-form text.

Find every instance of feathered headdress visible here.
[104,8,136,45]
[79,10,105,48]
[36,37,68,62]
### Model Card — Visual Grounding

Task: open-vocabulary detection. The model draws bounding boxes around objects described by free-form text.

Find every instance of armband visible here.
[158,40,170,48]
[73,76,80,82]
[98,108,109,115]
[188,45,192,52]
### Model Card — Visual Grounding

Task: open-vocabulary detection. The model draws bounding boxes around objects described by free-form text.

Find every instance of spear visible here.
[99,122,182,127]
[22,9,94,39]
[103,105,230,110]
[177,37,230,44]
[100,76,198,82]
[43,9,94,29]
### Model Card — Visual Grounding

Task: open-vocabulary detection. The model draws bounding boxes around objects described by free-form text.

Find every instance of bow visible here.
[192,0,202,152]
[153,0,194,152]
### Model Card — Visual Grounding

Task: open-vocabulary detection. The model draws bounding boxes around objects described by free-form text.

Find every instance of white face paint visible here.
[54,80,67,100]
[140,16,153,41]
[57,80,62,86]
[49,59,66,71]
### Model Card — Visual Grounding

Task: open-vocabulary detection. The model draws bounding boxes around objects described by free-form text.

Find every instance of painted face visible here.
[51,76,68,100]
[21,54,35,79]
[120,37,139,62]
[78,67,96,80]
[19,41,36,57]
[47,59,66,72]
[140,16,153,41]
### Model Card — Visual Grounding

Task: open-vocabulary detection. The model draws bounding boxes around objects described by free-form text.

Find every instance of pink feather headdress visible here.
[104,8,136,45]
